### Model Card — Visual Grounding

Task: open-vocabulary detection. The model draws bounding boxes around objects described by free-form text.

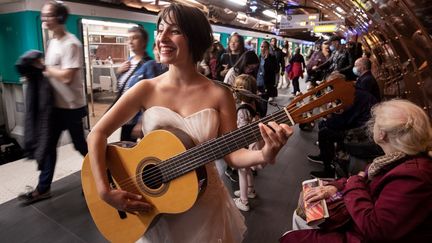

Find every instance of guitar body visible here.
[81,129,206,243]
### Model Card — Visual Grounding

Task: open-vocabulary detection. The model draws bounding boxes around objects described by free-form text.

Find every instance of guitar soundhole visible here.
[142,164,163,189]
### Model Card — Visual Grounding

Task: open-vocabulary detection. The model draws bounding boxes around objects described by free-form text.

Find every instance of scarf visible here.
[368,151,406,179]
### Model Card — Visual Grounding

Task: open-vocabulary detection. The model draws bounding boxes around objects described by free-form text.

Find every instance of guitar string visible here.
[114,109,290,188]
[117,112,290,192]
[114,91,335,191]
[115,94,333,191]
[115,110,292,191]
[115,111,289,191]
[113,86,336,190]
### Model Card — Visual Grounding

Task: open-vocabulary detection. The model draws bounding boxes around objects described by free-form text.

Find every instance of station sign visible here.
[280,14,319,30]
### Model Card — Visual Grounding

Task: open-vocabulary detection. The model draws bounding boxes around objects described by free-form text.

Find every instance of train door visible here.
[80,19,137,129]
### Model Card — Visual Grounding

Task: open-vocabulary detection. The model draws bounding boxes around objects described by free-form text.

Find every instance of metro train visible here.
[0,0,313,155]
[0,0,431,161]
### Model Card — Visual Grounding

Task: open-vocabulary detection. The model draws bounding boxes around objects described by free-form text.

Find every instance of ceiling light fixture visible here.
[229,0,247,6]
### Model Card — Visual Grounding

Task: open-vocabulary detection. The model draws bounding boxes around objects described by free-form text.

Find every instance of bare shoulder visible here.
[208,79,234,101]
[130,75,161,94]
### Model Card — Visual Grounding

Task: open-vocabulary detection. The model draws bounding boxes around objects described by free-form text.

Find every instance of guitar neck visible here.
[161,109,293,182]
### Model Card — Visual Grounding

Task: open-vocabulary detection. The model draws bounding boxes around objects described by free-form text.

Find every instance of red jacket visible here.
[281,155,432,243]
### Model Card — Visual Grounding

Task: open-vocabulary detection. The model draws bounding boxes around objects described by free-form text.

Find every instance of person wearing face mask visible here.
[353,57,381,101]
[313,35,354,81]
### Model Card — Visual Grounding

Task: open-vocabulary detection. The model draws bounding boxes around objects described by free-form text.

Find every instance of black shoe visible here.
[307,154,324,164]
[310,170,335,179]
[18,188,51,206]
[224,168,238,182]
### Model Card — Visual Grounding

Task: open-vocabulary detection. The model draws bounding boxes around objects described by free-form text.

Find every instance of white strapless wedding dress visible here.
[138,106,246,243]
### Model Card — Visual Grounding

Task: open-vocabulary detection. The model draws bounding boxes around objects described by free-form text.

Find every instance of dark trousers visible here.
[292,77,300,94]
[257,86,269,117]
[37,107,88,193]
[318,123,346,172]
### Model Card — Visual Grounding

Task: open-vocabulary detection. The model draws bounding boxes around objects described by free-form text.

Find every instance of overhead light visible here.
[82,19,137,29]
[335,7,345,14]
[150,1,170,5]
[263,9,277,19]
[229,0,247,6]
[184,0,200,4]
[140,0,170,4]
[262,9,281,22]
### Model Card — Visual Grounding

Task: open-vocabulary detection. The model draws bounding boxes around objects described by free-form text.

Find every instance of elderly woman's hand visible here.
[258,122,293,164]
[304,185,338,204]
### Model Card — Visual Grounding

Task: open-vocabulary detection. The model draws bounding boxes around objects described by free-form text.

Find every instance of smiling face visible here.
[156,18,191,65]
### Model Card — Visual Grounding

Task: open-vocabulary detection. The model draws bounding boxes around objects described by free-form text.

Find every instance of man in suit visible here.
[353,57,381,101]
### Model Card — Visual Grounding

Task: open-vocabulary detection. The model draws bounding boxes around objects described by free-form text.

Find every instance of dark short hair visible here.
[359,57,372,70]
[128,25,149,46]
[157,3,213,63]
[45,1,69,24]
[261,40,270,48]
[233,51,259,76]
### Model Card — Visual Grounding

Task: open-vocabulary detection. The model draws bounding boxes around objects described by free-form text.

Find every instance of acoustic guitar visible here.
[81,77,355,242]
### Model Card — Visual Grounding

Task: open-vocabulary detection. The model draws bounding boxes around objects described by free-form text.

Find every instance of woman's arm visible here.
[87,80,153,212]
[217,86,293,168]
[343,171,432,241]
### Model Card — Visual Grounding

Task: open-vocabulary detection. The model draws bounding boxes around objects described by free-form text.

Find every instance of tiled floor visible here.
[0,82,323,242]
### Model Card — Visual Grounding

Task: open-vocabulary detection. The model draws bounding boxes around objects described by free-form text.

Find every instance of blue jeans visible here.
[36,107,88,193]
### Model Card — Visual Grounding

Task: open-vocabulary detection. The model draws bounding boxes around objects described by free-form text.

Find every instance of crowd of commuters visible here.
[13,1,432,243]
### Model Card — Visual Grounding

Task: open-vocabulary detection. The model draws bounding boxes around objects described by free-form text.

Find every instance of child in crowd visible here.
[233,74,264,211]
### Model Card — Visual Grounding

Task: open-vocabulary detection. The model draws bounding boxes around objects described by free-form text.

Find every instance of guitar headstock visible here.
[286,78,355,124]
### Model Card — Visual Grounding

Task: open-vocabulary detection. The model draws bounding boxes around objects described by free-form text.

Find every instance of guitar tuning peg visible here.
[319,106,326,113]
[302,111,313,119]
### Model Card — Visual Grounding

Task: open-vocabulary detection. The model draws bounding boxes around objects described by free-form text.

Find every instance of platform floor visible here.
[0,83,323,243]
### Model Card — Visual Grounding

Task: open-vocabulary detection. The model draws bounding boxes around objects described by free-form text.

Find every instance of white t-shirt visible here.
[45,32,86,109]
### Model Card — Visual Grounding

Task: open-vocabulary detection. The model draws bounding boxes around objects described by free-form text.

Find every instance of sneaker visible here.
[224,168,238,182]
[234,189,257,199]
[233,198,250,211]
[310,170,335,179]
[307,154,324,164]
[18,187,51,206]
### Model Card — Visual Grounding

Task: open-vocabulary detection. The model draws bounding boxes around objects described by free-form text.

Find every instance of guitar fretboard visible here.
[159,109,293,182]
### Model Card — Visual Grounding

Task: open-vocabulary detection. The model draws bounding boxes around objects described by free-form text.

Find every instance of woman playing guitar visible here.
[86,3,293,242]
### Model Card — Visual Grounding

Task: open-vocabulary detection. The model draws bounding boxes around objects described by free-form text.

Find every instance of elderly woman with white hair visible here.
[281,99,432,243]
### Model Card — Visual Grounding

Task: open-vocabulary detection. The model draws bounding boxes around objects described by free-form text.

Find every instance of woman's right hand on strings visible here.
[117,61,131,74]
[304,185,337,204]
[101,189,153,214]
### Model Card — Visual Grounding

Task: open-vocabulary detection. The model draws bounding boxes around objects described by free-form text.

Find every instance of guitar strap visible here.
[107,56,151,112]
